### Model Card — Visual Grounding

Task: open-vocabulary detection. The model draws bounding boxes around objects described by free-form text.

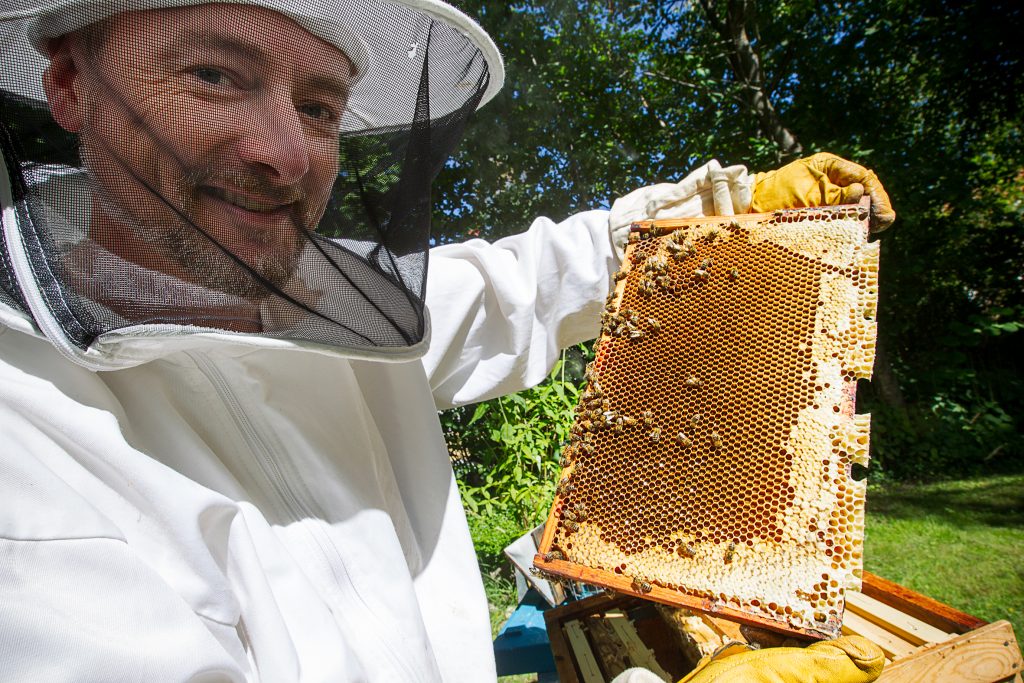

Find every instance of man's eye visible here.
[298,103,336,122]
[193,67,226,85]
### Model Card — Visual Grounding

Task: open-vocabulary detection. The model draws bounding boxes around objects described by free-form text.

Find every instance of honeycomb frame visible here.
[534,202,879,639]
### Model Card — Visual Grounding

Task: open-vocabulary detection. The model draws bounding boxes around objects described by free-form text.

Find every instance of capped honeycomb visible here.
[535,203,879,639]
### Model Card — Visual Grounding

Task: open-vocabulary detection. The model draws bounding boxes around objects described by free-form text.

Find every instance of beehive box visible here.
[544,574,1022,683]
[534,202,879,639]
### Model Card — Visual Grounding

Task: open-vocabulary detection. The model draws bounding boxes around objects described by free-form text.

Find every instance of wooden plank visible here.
[876,620,1022,683]
[544,591,629,625]
[607,613,672,681]
[842,610,919,660]
[565,620,605,683]
[862,572,986,634]
[705,614,746,644]
[547,612,581,683]
[585,614,631,680]
[847,590,955,648]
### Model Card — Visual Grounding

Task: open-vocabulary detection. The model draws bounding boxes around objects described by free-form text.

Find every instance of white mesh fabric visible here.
[0,0,496,355]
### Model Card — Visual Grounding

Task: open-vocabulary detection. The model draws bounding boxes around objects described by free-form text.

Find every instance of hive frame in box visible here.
[535,201,879,639]
[543,573,1022,683]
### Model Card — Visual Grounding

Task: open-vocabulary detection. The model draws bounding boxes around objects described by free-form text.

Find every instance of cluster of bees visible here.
[599,305,661,340]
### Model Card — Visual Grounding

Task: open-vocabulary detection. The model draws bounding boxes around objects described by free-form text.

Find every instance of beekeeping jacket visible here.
[1,195,624,683]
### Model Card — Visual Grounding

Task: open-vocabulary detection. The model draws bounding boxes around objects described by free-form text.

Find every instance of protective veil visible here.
[0,0,502,368]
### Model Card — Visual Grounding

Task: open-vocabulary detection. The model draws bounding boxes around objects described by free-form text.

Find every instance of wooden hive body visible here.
[535,203,879,638]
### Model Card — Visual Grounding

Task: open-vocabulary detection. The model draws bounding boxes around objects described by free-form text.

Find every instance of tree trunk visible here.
[697,0,803,161]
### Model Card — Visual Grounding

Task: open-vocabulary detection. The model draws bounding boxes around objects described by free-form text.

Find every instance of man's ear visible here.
[42,36,85,133]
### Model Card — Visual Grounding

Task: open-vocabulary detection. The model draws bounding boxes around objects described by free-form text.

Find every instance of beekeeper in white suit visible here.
[0,0,893,680]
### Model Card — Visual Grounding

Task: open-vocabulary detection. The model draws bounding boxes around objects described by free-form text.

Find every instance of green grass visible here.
[863,473,1024,639]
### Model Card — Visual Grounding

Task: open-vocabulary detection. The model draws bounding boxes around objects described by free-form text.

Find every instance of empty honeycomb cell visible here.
[536,205,877,639]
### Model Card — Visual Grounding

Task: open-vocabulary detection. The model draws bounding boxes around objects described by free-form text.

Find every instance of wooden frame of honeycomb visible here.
[534,201,879,639]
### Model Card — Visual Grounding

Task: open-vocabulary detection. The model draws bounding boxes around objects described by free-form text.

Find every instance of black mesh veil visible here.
[0,0,499,357]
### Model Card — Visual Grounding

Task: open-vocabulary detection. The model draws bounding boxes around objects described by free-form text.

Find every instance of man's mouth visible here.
[201,185,293,213]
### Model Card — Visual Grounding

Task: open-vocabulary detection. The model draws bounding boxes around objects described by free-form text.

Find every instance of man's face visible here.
[45,3,354,298]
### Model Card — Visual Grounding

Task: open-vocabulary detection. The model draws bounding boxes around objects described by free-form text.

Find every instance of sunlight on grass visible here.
[864,474,1024,639]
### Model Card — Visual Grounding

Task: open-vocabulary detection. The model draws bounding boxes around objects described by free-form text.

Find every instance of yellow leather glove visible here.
[679,636,885,683]
[750,152,896,232]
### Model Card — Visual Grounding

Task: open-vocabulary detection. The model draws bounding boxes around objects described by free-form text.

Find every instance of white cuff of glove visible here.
[608,159,754,259]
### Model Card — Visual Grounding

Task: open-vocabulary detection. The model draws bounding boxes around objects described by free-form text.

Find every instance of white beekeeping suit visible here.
[0,0,752,679]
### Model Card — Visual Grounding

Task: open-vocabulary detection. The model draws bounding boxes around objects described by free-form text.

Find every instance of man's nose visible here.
[235,94,310,184]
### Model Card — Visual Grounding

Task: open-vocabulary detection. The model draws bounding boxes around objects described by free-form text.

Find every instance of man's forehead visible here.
[101,3,355,74]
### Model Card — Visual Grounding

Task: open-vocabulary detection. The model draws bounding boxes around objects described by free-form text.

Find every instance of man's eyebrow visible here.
[301,75,352,101]
[160,31,269,65]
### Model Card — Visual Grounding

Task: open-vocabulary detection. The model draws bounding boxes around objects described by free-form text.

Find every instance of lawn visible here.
[489,473,1024,680]
[863,473,1024,638]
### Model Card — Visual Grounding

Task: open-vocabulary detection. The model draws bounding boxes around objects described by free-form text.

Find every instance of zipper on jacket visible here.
[189,352,426,682]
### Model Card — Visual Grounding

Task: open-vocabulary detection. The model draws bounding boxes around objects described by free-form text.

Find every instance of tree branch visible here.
[698,0,803,160]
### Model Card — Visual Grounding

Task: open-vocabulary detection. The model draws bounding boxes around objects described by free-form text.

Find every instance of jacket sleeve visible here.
[422,209,616,409]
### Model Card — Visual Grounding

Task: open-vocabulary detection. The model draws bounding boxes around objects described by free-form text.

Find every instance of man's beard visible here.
[90,161,312,300]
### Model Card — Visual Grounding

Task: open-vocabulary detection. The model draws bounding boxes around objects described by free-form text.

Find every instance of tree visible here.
[439,0,1024,492]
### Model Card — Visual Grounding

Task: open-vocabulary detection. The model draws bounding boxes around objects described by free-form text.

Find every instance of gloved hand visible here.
[678,635,885,683]
[750,152,896,232]
[608,160,755,259]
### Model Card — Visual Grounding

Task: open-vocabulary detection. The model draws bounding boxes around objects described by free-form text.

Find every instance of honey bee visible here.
[613,418,625,435]
[689,413,702,427]
[613,270,628,281]
[671,229,687,243]
[684,376,701,388]
[564,520,580,532]
[572,503,587,521]
[652,256,669,273]
[623,415,637,427]
[631,577,653,594]
[639,278,655,297]
[648,318,661,334]
[649,427,662,443]
[629,329,645,340]
[655,275,671,289]
[729,219,742,230]
[678,544,696,559]
[557,481,576,496]
[665,240,683,254]
[724,542,737,563]
[641,410,655,427]
[710,432,723,449]
[584,363,596,381]
[693,268,709,282]
[700,257,713,269]
[544,550,564,562]
[563,509,577,522]
[706,228,720,240]
[728,268,739,281]
[628,232,640,243]
[591,380,603,395]
[676,433,692,447]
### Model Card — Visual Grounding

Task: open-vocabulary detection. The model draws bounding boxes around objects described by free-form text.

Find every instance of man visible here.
[0,0,892,680]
